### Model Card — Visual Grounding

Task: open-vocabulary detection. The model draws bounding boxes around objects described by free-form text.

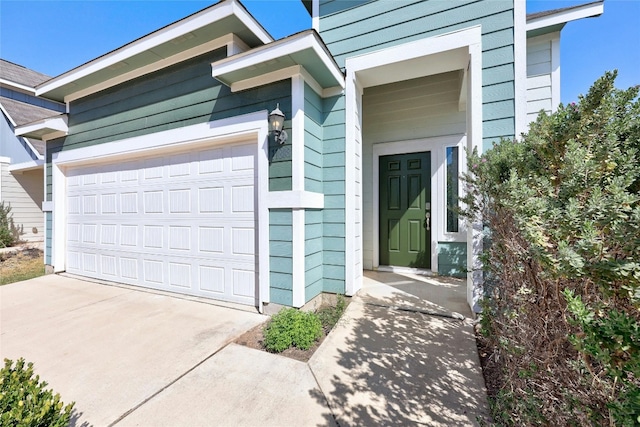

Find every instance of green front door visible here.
[379,152,431,268]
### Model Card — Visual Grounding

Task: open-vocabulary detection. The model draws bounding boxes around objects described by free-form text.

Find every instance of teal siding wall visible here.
[304,83,325,302]
[322,95,346,293]
[270,209,293,305]
[437,242,467,278]
[318,0,517,151]
[45,212,52,265]
[46,49,292,198]
[305,209,324,302]
[304,83,323,194]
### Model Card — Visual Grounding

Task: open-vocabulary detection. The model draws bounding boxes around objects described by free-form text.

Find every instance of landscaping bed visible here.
[0,247,45,285]
[235,295,350,362]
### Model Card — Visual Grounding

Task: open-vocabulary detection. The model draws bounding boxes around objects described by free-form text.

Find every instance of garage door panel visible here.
[66,142,257,305]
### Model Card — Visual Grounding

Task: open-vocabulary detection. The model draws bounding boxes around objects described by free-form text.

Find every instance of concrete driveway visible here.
[1,272,489,426]
[0,275,334,426]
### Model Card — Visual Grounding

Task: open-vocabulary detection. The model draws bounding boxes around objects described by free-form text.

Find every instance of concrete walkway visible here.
[1,272,489,426]
[309,271,491,426]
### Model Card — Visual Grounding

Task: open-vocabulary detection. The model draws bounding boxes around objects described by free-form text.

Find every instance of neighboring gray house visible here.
[15,0,602,311]
[0,59,65,243]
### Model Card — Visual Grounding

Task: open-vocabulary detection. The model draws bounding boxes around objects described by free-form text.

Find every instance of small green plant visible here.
[0,358,74,427]
[316,294,347,331]
[263,308,322,353]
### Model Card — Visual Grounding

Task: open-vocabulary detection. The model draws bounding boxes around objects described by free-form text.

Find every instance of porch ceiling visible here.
[354,47,468,89]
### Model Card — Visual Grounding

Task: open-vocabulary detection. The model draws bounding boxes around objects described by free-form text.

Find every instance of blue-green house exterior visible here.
[16,0,603,312]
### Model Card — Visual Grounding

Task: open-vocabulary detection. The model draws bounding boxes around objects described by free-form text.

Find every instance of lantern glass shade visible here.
[269,104,285,132]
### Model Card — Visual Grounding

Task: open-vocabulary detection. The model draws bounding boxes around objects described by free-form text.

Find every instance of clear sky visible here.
[1,0,638,105]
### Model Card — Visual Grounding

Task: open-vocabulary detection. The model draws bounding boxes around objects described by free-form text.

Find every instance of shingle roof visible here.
[0,97,62,156]
[0,96,60,126]
[527,0,603,21]
[0,59,52,87]
[26,138,45,157]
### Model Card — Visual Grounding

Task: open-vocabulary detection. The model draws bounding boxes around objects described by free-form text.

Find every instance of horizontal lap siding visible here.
[322,95,346,294]
[45,52,293,273]
[270,209,293,306]
[45,212,52,264]
[0,166,43,242]
[304,84,324,302]
[47,50,292,198]
[526,38,553,124]
[319,0,516,153]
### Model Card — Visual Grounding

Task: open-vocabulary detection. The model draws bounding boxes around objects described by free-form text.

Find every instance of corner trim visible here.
[266,191,324,209]
[514,0,528,137]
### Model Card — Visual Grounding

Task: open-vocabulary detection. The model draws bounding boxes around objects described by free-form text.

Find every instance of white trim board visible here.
[526,1,604,32]
[51,111,271,311]
[514,0,528,137]
[0,78,37,94]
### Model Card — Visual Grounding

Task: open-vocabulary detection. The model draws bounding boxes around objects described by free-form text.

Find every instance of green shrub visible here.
[0,358,74,427]
[463,71,640,425]
[0,202,21,248]
[263,308,322,352]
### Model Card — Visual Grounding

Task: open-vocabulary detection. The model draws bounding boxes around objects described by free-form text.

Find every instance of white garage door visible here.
[65,143,257,306]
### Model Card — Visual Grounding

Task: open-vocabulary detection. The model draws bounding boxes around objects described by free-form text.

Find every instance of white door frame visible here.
[51,111,270,309]
[372,135,467,273]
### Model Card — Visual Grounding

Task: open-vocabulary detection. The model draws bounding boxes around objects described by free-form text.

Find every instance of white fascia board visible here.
[37,0,273,99]
[64,34,242,103]
[526,1,604,32]
[0,156,10,164]
[346,26,482,75]
[0,78,37,94]
[230,0,272,44]
[212,32,345,91]
[8,159,44,172]
[15,116,68,138]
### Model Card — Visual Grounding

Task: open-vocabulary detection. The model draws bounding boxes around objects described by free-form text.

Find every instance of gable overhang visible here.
[526,0,604,38]
[8,159,44,173]
[36,0,273,103]
[15,115,68,141]
[211,31,345,96]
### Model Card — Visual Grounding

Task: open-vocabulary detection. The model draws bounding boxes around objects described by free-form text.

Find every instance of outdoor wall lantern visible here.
[269,103,288,145]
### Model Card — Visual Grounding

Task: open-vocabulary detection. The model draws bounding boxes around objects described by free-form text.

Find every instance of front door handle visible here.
[424,217,430,231]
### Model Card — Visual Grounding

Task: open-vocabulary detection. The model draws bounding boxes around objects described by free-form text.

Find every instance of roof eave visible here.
[15,115,68,141]
[526,0,604,34]
[212,31,345,95]
[35,0,274,102]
